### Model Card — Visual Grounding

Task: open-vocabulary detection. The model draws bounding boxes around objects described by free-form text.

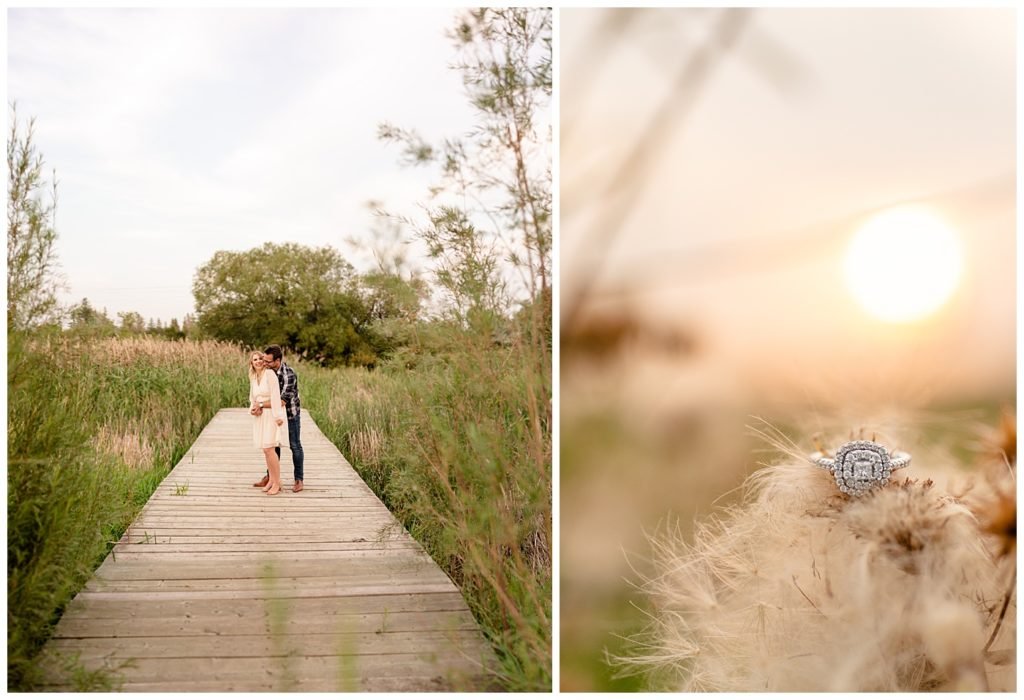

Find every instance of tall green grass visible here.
[7,333,248,690]
[302,331,552,691]
[8,331,551,691]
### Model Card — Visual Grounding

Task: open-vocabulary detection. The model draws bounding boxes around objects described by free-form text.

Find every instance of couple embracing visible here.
[247,345,304,496]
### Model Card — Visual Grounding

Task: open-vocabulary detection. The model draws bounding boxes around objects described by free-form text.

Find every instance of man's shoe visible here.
[292,480,304,493]
[253,474,270,488]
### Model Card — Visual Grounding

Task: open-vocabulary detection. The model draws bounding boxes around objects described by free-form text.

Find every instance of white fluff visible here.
[621,427,1016,692]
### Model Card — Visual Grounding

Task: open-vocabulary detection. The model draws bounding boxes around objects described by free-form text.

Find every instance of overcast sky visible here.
[8,8,480,323]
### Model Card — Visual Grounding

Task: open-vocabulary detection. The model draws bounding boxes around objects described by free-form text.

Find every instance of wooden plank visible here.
[120,528,408,540]
[47,630,493,659]
[53,609,480,638]
[84,578,454,595]
[37,652,497,691]
[123,524,408,533]
[104,676,487,692]
[74,583,459,601]
[62,592,472,619]
[127,519,398,529]
[108,551,422,562]
[116,535,412,545]
[40,408,499,690]
[114,541,421,552]
[91,558,449,582]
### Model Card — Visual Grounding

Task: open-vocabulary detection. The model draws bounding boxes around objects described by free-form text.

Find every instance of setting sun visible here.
[843,206,963,323]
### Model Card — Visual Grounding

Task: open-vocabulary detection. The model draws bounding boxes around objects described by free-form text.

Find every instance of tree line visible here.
[61,297,198,340]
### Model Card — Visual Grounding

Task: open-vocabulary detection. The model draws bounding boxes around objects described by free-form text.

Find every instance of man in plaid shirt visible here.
[252,345,306,492]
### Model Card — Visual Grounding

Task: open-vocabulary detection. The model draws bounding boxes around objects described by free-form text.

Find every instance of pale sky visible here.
[8,8,482,323]
[562,8,1016,401]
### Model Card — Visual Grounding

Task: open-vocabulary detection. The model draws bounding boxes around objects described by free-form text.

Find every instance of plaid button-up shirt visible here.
[276,362,301,419]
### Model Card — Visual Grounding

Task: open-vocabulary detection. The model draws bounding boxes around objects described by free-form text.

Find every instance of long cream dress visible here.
[250,369,286,448]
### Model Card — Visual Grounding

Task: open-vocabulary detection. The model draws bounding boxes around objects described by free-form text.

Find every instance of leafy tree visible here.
[67,298,116,336]
[7,105,64,330]
[346,207,431,353]
[360,271,426,323]
[378,8,552,331]
[181,314,198,339]
[165,318,185,340]
[193,242,392,366]
[452,8,552,298]
[116,310,145,335]
[293,294,376,367]
[194,243,348,346]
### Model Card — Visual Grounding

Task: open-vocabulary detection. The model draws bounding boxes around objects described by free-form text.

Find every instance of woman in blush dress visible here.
[248,351,286,495]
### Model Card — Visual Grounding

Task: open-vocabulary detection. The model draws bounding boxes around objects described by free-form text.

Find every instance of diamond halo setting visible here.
[810,440,911,497]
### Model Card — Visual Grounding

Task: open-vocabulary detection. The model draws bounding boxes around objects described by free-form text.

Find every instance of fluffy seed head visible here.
[620,428,1015,692]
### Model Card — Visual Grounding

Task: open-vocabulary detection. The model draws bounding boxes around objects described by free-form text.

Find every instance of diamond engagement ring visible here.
[811,440,911,497]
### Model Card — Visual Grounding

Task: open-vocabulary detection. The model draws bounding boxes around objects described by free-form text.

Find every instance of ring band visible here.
[809,440,911,497]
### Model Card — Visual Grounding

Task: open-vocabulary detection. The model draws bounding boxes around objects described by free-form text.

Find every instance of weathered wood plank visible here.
[92,555,440,577]
[123,524,407,534]
[62,591,471,619]
[72,583,462,602]
[73,583,460,601]
[100,676,483,692]
[47,630,494,659]
[114,541,421,552]
[53,609,480,638]
[116,534,411,545]
[40,408,498,691]
[120,528,408,540]
[84,577,454,596]
[108,551,422,562]
[37,652,499,691]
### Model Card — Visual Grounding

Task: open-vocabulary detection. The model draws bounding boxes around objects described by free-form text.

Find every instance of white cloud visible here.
[8,7,484,322]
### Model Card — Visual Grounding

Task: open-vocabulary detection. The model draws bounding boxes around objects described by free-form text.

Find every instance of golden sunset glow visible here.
[844,206,963,323]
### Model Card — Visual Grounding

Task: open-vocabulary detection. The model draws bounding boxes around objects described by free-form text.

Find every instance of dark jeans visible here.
[270,413,304,481]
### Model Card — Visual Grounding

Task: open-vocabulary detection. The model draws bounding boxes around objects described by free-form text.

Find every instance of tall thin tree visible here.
[7,105,63,330]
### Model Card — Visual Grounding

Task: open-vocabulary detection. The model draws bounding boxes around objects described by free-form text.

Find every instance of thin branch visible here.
[983,567,1015,653]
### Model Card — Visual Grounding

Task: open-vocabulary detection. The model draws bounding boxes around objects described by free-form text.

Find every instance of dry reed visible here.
[620,421,1016,692]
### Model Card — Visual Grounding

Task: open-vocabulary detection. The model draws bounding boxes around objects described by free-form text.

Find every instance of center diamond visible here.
[831,440,893,496]
[848,450,880,487]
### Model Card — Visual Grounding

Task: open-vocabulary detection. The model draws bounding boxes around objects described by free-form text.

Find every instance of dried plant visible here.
[349,425,385,466]
[619,422,1016,692]
[95,422,155,471]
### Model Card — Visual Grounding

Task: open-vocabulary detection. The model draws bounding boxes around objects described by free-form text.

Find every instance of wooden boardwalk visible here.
[40,408,500,691]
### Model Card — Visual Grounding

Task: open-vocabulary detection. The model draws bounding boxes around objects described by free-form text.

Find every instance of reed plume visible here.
[621,420,1016,691]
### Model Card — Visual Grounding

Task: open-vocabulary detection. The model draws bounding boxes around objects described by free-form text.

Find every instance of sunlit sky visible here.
[562,8,1015,401]
[8,8,480,323]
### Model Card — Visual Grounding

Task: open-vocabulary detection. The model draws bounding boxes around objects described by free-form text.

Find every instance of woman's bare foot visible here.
[261,483,272,492]
[266,484,281,495]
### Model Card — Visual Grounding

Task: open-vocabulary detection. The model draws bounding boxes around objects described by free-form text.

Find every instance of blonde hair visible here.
[247,352,264,383]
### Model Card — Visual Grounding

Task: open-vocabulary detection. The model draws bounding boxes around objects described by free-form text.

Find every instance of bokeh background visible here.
[559,8,1015,691]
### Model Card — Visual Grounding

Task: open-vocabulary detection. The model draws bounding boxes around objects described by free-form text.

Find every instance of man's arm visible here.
[279,368,297,414]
